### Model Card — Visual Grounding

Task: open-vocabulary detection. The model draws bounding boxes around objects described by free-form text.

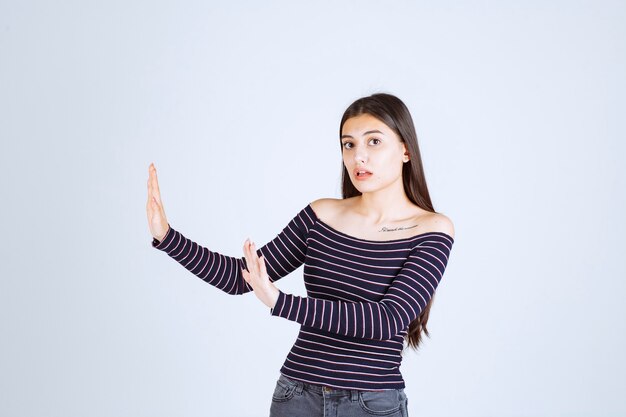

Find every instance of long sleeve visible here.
[269,236,453,340]
[151,205,315,295]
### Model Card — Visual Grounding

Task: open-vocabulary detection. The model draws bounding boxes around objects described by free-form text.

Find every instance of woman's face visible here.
[341,113,408,194]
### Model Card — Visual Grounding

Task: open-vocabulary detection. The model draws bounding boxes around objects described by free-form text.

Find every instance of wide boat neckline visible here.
[306,203,454,244]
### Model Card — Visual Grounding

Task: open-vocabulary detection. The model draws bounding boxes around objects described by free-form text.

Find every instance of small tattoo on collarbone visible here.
[379,224,419,233]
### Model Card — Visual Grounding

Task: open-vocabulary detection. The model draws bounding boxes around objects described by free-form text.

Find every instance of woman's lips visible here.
[355,171,372,180]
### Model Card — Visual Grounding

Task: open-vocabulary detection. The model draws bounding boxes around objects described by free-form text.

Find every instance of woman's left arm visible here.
[262,236,454,341]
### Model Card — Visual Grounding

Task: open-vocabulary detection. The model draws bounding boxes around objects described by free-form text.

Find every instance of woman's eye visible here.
[342,139,379,149]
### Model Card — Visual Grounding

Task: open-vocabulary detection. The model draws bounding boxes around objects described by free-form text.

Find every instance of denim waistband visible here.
[278,373,403,396]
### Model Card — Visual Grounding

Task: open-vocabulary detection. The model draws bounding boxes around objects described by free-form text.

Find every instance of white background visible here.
[1,1,624,416]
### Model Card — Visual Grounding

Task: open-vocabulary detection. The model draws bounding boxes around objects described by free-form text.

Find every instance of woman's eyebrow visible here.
[341,129,385,139]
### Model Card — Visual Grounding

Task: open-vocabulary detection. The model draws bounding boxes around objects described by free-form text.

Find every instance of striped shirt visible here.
[151,202,454,390]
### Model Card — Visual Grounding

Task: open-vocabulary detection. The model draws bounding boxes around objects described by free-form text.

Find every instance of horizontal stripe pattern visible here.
[152,202,454,390]
[151,206,314,294]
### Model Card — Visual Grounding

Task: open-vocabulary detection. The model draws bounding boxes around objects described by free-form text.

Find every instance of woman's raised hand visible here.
[146,163,170,242]
[241,239,280,309]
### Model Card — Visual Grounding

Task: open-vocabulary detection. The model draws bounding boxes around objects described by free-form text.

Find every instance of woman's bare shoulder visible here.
[309,198,344,219]
[423,212,455,240]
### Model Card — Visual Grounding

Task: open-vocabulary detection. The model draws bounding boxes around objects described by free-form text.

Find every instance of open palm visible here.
[241,239,280,309]
[146,163,169,242]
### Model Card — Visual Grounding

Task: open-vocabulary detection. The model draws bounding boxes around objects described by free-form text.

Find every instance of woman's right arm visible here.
[150,206,314,295]
[147,163,315,295]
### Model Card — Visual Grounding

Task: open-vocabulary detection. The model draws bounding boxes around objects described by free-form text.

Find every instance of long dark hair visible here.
[339,92,438,352]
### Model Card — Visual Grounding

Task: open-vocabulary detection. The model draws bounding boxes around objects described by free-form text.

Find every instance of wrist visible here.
[156,224,170,242]
[270,286,280,308]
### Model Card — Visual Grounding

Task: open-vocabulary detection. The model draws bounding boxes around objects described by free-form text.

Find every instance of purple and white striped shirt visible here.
[151,202,454,390]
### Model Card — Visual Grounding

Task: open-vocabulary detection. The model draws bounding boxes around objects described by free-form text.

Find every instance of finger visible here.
[259,255,268,275]
[148,171,156,203]
[248,241,260,274]
[253,243,264,273]
[149,187,165,216]
[148,165,157,197]
[147,198,157,219]
[242,238,251,258]
[150,169,157,198]
[250,241,259,260]
[151,166,163,203]
[243,265,255,287]
[242,238,250,256]
[242,239,253,272]
[243,269,253,286]
[250,242,261,275]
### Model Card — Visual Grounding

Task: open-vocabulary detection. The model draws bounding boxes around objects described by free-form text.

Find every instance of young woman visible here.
[146,93,455,417]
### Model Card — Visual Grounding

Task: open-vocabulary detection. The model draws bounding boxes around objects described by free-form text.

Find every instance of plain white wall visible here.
[1,1,624,416]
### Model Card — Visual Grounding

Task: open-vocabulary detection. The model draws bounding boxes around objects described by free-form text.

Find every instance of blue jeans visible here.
[269,373,409,417]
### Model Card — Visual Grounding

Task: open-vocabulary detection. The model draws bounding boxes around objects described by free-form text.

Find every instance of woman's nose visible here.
[354,150,367,164]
